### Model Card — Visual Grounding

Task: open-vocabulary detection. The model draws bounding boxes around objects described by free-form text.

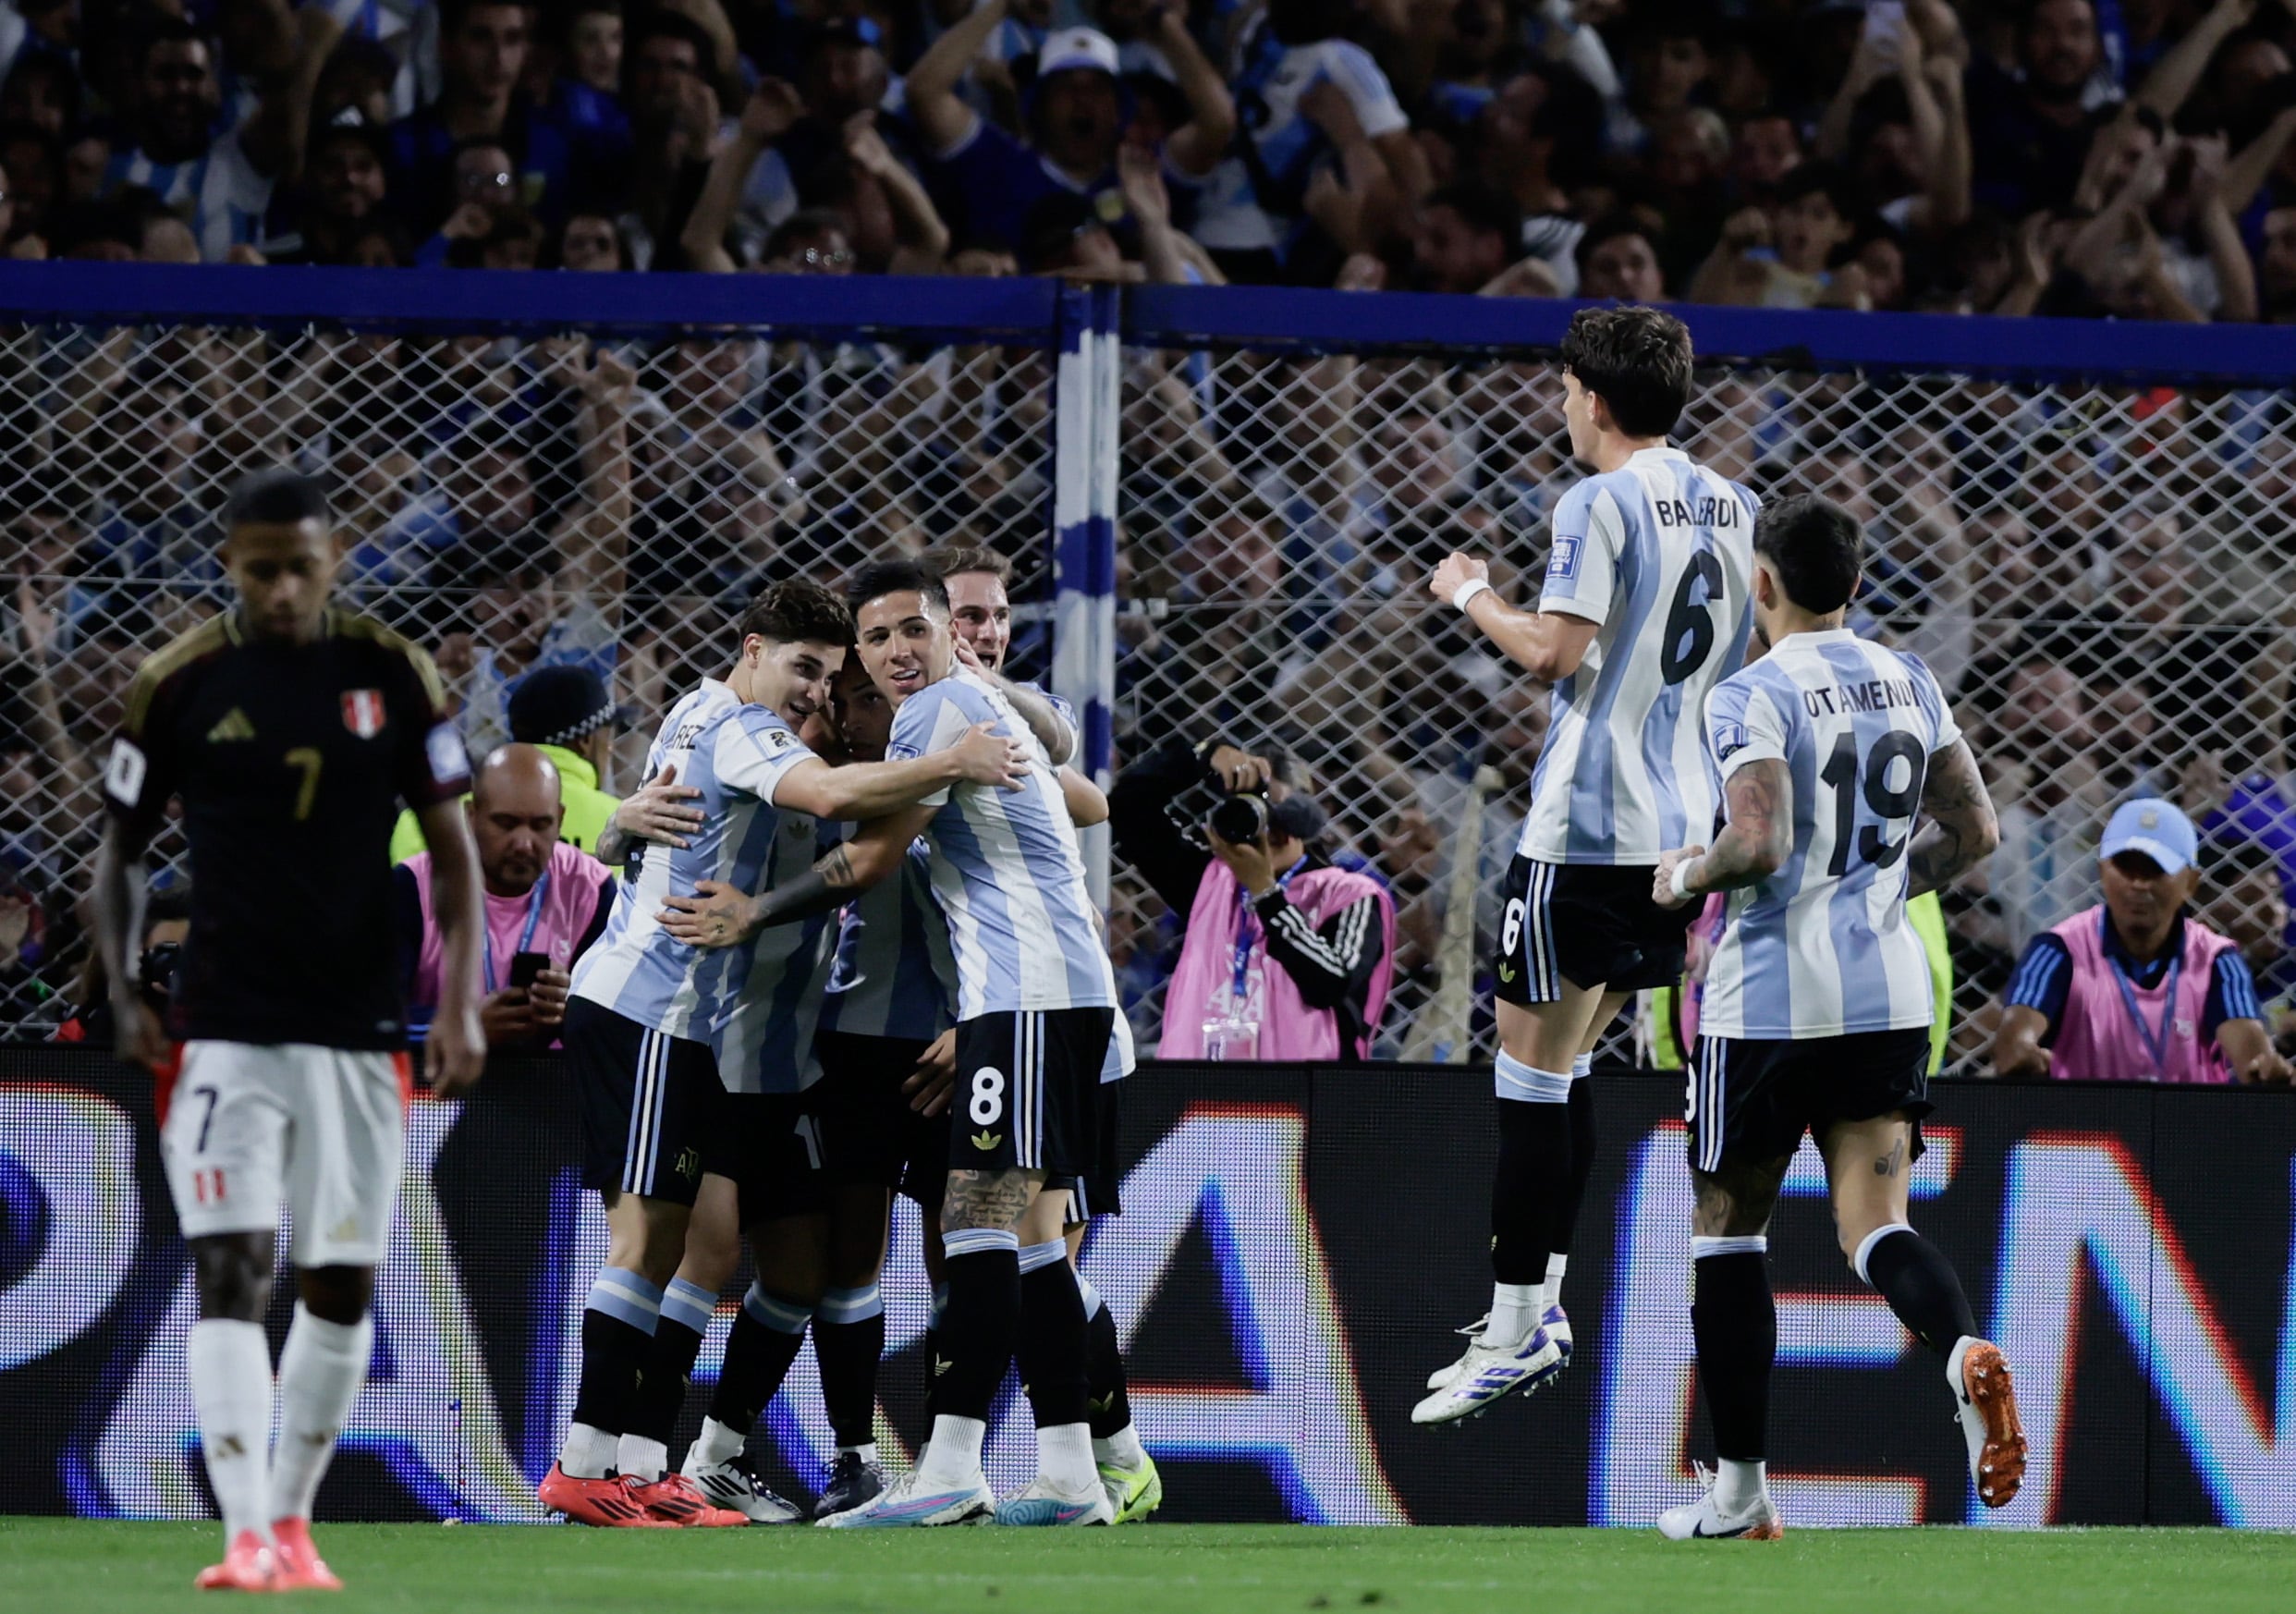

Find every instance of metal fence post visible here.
[1050,280,1121,904]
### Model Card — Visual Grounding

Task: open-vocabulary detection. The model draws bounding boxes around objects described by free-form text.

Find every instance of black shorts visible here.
[947,1008,1115,1179]
[1050,1077,1125,1222]
[1689,1028,1933,1175]
[566,997,720,1206]
[812,1029,943,1192]
[704,1092,828,1227]
[1493,856,1693,1004]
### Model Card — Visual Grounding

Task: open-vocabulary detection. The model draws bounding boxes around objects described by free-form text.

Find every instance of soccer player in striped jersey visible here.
[1415,306,1757,1424]
[1649,494,2021,1539]
[662,561,1123,1528]
[541,581,1029,1528]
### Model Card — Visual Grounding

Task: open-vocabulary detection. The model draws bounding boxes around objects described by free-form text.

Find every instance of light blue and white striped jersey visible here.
[104,131,273,263]
[570,680,836,1091]
[1699,630,1960,1041]
[886,669,1118,1019]
[1520,446,1757,865]
[1191,36,1410,254]
[816,838,959,1041]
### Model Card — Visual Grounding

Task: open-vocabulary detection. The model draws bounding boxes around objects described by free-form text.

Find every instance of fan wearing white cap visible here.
[902,0,1233,257]
[1995,798,2291,1083]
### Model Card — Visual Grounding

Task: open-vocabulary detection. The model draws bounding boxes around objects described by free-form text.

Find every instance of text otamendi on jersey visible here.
[1801,676,1923,719]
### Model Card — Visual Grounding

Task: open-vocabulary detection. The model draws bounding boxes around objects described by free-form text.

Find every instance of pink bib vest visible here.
[1158,860,1397,1062]
[408,840,615,1010]
[2046,906,2237,1085]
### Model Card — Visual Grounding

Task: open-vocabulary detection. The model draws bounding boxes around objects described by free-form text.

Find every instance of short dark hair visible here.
[1573,212,1659,278]
[847,558,948,616]
[1754,493,1862,614]
[1423,180,1521,251]
[628,7,714,71]
[922,544,1012,586]
[225,468,330,530]
[739,577,854,647]
[139,15,209,71]
[1777,159,1861,220]
[1557,305,1694,438]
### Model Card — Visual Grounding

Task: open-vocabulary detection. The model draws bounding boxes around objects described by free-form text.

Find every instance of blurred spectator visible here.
[391,0,580,237]
[1575,213,1666,300]
[392,662,629,862]
[1995,799,2290,1082]
[264,111,391,265]
[102,13,293,261]
[394,743,613,1050]
[1411,179,1523,294]
[51,886,188,1047]
[1110,735,1394,1061]
[2202,834,2290,1000]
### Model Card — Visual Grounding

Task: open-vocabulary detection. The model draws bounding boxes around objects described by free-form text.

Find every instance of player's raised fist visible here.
[1428,552,1490,606]
[1652,845,1706,910]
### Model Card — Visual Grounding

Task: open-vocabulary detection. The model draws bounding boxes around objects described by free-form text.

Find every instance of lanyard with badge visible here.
[1203,856,1308,1062]
[482,869,551,995]
[2102,911,2181,1079]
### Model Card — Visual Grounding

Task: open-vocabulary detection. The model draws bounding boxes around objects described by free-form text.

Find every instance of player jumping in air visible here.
[96,471,488,1591]
[663,560,1123,1527]
[1417,306,1757,1424]
[1650,494,2022,1538]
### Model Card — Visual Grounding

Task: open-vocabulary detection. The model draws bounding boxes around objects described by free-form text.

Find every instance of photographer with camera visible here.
[1110,735,1395,1062]
[53,886,190,1050]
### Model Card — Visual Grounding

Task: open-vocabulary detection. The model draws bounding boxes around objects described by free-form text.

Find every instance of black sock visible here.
[935,1235,1021,1423]
[1081,1282,1132,1439]
[1492,1093,1569,1284]
[1860,1227,1979,1356]
[706,1286,812,1435]
[1016,1243,1089,1428]
[624,1314,707,1448]
[1691,1247,1775,1463]
[814,1287,887,1449]
[1557,1075,1598,1249]
[571,1309,653,1437]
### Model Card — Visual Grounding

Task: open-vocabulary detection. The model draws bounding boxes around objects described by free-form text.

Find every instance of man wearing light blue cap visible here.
[1996,798,2290,1083]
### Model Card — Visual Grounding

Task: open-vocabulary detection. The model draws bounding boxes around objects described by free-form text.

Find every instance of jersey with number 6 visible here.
[104,608,470,1050]
[1519,446,1757,865]
[1698,630,1959,1041]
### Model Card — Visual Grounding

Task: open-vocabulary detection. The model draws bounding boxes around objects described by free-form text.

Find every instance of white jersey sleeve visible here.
[709,704,821,804]
[1318,42,1410,140]
[1537,477,1627,624]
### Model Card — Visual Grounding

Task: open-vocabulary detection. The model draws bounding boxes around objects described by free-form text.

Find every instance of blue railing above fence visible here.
[9,262,2296,384]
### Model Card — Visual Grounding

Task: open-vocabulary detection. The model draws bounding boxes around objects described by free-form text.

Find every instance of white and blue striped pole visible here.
[1051,280,1121,905]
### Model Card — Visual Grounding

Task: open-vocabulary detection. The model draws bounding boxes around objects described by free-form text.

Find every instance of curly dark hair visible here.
[739,577,854,647]
[1557,304,1694,439]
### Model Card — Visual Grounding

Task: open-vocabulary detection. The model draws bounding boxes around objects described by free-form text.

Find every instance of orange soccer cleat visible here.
[268,1518,343,1592]
[192,1529,275,1592]
[539,1463,673,1527]
[628,1472,751,1527]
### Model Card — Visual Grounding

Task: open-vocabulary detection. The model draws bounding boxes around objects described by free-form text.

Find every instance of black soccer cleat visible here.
[813,1450,889,1519]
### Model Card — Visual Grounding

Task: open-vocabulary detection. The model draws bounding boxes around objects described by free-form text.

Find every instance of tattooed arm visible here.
[1905,739,1999,899]
[1654,758,1793,908]
[657,805,934,947]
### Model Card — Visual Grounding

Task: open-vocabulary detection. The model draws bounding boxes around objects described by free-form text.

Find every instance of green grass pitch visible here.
[4,1522,2292,1614]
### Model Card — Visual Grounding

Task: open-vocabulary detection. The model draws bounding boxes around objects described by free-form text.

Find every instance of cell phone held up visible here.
[508,950,550,992]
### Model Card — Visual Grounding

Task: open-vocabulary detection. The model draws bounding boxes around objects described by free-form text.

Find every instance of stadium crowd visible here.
[0,0,2294,1072]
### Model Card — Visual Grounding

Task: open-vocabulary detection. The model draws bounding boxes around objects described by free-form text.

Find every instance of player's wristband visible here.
[1451,578,1494,613]
[1670,858,1701,901]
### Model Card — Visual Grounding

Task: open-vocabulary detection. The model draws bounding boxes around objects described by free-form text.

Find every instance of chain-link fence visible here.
[3,270,2291,1072]
[1111,301,2296,1070]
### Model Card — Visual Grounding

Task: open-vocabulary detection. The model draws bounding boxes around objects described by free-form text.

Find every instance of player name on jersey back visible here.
[1698,630,1959,1042]
[1519,446,1758,866]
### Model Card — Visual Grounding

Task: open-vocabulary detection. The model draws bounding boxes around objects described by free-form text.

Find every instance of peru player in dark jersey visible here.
[94,471,485,1592]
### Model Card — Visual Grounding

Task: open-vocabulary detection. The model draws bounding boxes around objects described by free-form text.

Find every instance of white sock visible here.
[188,1319,275,1541]
[267,1305,371,1523]
[1038,1423,1097,1494]
[839,1442,879,1465]
[1545,1253,1568,1302]
[1715,1458,1766,1513]
[690,1416,746,1469]
[558,1421,617,1479]
[1482,1281,1542,1346]
[1093,1424,1148,1471]
[915,1415,986,1486]
[616,1434,668,1483]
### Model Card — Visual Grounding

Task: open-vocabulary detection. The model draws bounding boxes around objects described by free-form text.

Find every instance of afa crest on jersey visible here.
[341,690,386,739]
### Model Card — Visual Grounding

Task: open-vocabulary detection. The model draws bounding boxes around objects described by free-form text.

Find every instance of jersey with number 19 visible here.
[1698,630,1959,1041]
[1520,446,1757,865]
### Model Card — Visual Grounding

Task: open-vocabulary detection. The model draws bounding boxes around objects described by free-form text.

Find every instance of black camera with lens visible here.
[1207,790,1271,844]
[138,940,181,1016]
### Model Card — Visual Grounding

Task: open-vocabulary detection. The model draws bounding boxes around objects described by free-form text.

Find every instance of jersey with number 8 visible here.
[1697,630,1959,1041]
[1518,446,1758,865]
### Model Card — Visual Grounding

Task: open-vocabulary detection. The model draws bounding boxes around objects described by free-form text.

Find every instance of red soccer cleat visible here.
[268,1518,343,1592]
[629,1472,750,1527]
[539,1463,673,1527]
[192,1529,275,1592]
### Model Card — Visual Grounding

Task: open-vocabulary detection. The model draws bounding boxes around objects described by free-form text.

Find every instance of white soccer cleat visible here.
[1543,1302,1574,1367]
[1425,1305,1575,1392]
[1656,1464,1785,1541]
[817,1468,995,1528]
[1423,1315,1485,1391]
[1411,1326,1564,1424]
[679,1450,806,1523]
[995,1476,1116,1526]
[1949,1337,2028,1510]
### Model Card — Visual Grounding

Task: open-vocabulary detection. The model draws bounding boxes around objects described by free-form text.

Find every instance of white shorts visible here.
[162,1041,409,1267]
